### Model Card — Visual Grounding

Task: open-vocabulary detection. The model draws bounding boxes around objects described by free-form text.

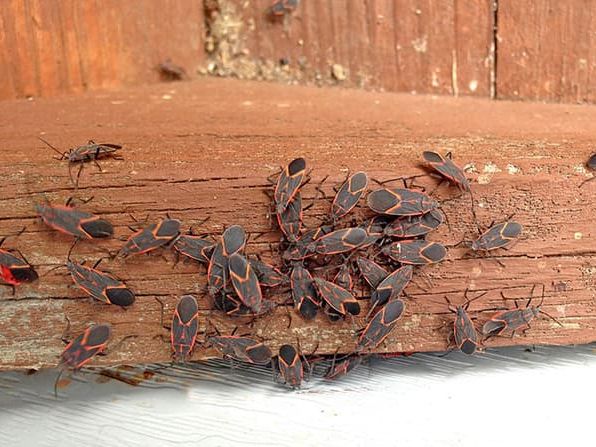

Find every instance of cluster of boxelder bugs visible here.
[5,139,585,393]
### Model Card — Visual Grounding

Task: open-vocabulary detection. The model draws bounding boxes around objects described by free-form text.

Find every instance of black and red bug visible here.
[421,151,471,192]
[249,258,288,287]
[173,234,214,264]
[277,192,302,243]
[37,202,113,239]
[208,333,273,365]
[56,323,111,396]
[170,295,200,362]
[269,0,299,18]
[228,253,263,313]
[356,299,405,351]
[282,225,332,261]
[356,257,388,290]
[274,157,306,214]
[367,188,438,216]
[207,225,247,296]
[274,344,305,389]
[482,284,562,338]
[579,153,596,187]
[334,264,353,291]
[66,257,135,307]
[157,59,188,81]
[384,209,444,238]
[311,227,367,256]
[0,232,38,293]
[470,221,522,252]
[213,292,277,318]
[119,218,181,257]
[442,291,485,355]
[330,171,369,220]
[381,240,447,265]
[313,277,360,318]
[290,265,320,320]
[369,265,413,316]
[39,137,122,187]
[359,216,391,248]
[325,353,364,380]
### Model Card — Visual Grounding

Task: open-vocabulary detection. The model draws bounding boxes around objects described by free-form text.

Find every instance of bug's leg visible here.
[103,334,137,356]
[579,176,596,188]
[0,284,17,296]
[61,316,72,344]
[54,368,68,399]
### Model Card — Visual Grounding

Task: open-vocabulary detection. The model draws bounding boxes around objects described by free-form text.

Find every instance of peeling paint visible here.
[506,164,521,174]
[411,36,427,53]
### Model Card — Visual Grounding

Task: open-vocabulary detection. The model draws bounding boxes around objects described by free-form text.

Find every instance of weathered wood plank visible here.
[496,0,596,103]
[0,78,594,370]
[0,0,205,99]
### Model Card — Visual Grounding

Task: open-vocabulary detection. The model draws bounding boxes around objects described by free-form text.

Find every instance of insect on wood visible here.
[39,137,122,187]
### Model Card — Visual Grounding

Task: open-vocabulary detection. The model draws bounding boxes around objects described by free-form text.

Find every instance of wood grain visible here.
[496,0,596,103]
[209,0,494,95]
[0,0,205,99]
[0,78,594,370]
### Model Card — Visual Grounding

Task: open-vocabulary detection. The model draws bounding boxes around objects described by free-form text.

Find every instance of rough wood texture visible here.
[0,0,205,99]
[0,78,595,370]
[204,0,494,96]
[496,0,596,103]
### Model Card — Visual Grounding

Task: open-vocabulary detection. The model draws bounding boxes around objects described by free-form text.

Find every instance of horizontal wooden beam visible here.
[0,78,594,370]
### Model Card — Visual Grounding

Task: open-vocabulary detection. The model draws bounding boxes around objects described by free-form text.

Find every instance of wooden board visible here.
[0,0,205,99]
[0,77,595,370]
[205,0,494,96]
[496,0,596,103]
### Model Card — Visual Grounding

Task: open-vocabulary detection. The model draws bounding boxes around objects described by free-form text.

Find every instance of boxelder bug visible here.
[356,257,388,290]
[66,257,135,307]
[442,291,486,355]
[173,234,214,264]
[277,192,302,243]
[56,323,111,396]
[157,59,188,81]
[331,171,369,220]
[579,153,596,187]
[39,137,122,187]
[334,264,353,291]
[369,265,413,317]
[37,202,113,239]
[207,327,272,365]
[207,225,246,296]
[274,158,306,214]
[384,209,444,238]
[482,284,562,338]
[381,240,447,265]
[325,353,364,380]
[282,225,331,261]
[291,265,320,320]
[421,151,471,192]
[274,344,306,389]
[359,216,391,248]
[119,218,181,257]
[311,227,367,255]
[356,299,405,351]
[313,277,360,317]
[470,220,522,252]
[0,232,38,294]
[269,0,299,18]
[367,188,438,216]
[228,253,263,313]
[249,258,288,287]
[170,295,200,362]
[213,292,277,318]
